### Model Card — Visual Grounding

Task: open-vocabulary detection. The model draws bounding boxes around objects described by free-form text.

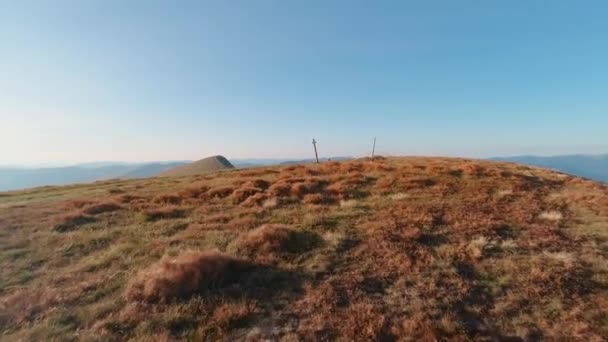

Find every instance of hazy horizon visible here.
[2,1,607,165]
[2,149,608,169]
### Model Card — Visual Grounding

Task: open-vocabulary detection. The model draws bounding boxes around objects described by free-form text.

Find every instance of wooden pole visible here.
[371,137,376,161]
[312,139,319,163]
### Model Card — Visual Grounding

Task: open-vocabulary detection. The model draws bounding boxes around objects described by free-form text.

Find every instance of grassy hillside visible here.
[1,157,607,340]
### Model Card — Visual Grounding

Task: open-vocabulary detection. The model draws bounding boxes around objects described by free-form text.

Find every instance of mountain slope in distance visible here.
[159,155,234,177]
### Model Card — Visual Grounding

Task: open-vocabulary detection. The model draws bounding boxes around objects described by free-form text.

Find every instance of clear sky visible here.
[1,1,607,165]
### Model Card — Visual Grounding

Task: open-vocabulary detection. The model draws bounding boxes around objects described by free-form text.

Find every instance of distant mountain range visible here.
[0,162,186,191]
[1,154,605,192]
[491,154,608,182]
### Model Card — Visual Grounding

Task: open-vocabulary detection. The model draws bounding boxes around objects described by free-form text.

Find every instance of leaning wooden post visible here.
[312,139,320,163]
[371,137,376,161]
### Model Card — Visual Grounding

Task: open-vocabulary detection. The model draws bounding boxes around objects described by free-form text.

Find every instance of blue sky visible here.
[1,1,607,165]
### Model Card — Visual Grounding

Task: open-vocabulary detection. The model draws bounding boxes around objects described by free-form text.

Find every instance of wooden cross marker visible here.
[312,139,319,163]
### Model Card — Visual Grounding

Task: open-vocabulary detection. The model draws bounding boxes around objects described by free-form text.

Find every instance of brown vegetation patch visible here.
[232,187,262,204]
[326,179,367,200]
[62,199,95,210]
[241,193,268,207]
[303,193,332,205]
[178,184,210,199]
[125,251,254,303]
[210,301,258,333]
[153,193,182,205]
[82,201,122,215]
[207,186,234,199]
[53,212,96,232]
[142,206,186,221]
[117,194,143,203]
[290,179,325,197]
[459,162,486,176]
[233,225,321,262]
[268,181,292,197]
[242,179,271,190]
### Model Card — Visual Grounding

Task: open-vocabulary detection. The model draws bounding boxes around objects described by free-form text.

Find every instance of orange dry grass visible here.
[125,251,252,303]
[142,206,186,221]
[53,212,95,232]
[210,300,258,333]
[153,193,182,205]
[241,192,268,207]
[232,187,262,204]
[268,181,292,197]
[82,201,122,215]
[303,193,331,205]
[233,225,320,261]
[207,186,234,199]
[242,179,271,190]
[458,162,486,176]
[178,184,210,199]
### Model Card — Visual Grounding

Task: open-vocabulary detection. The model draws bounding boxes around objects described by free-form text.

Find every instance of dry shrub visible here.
[237,168,279,177]
[241,193,268,207]
[375,176,397,193]
[303,193,332,205]
[233,225,321,261]
[179,184,210,199]
[364,214,438,272]
[53,212,95,232]
[290,179,324,197]
[268,181,292,197]
[326,179,365,200]
[342,303,391,341]
[290,182,311,197]
[211,300,258,332]
[391,316,439,340]
[125,251,253,303]
[303,193,324,205]
[303,168,320,176]
[153,193,182,205]
[320,161,342,173]
[284,165,302,172]
[429,164,449,174]
[404,177,436,190]
[459,163,486,176]
[242,179,271,190]
[232,187,262,204]
[107,187,124,194]
[0,288,52,328]
[340,162,364,173]
[142,206,186,221]
[82,201,122,215]
[207,186,234,199]
[366,162,395,172]
[62,199,95,210]
[227,215,260,231]
[117,194,143,203]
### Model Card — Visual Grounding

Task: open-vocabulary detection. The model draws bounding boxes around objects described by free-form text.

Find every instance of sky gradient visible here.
[1,1,607,165]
